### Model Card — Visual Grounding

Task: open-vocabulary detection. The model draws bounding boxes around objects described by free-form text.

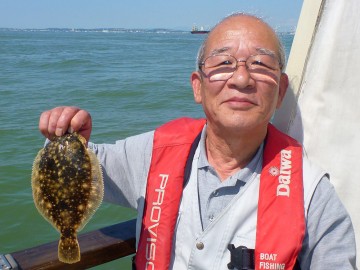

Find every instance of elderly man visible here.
[39,13,356,269]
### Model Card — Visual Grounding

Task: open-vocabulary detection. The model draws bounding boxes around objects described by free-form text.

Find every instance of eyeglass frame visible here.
[197,52,283,81]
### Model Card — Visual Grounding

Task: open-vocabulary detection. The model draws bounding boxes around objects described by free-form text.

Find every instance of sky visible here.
[0,0,303,32]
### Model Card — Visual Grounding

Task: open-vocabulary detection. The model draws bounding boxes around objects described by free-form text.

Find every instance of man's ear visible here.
[276,73,289,108]
[191,71,202,104]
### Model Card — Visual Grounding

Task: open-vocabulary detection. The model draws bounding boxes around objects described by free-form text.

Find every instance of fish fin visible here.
[31,148,44,191]
[58,236,80,264]
[31,149,60,231]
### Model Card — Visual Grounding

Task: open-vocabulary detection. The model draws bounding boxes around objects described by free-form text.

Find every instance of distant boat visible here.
[191,25,209,34]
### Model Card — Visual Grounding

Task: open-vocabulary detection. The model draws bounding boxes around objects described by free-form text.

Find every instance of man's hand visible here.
[39,106,92,142]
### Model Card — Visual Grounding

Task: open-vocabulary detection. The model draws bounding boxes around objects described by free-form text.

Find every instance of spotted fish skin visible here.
[31,133,103,264]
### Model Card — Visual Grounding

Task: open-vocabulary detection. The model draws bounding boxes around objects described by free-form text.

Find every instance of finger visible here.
[39,110,52,139]
[40,107,67,139]
[55,106,82,136]
[69,109,92,142]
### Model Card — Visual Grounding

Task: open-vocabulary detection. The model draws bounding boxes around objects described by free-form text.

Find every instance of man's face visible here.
[191,16,288,134]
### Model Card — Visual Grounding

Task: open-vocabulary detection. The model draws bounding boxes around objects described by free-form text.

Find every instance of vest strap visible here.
[255,124,304,270]
[134,118,206,269]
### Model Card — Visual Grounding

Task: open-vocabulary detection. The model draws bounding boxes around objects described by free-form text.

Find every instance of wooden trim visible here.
[7,219,136,270]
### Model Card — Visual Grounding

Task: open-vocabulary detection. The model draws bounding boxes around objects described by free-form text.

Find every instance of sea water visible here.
[0,29,293,269]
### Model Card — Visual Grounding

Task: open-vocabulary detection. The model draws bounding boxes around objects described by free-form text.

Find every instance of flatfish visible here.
[31,133,103,264]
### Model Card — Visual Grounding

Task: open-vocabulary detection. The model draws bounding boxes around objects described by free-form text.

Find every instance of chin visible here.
[218,116,268,133]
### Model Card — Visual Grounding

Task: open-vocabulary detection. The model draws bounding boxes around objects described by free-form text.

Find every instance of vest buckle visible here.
[227,244,255,270]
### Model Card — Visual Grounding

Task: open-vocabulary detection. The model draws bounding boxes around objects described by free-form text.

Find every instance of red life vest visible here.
[135,117,304,270]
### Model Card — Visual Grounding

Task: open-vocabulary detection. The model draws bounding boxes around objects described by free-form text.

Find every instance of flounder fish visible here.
[31,133,103,264]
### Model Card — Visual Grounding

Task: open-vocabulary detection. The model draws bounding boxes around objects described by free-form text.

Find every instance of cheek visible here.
[255,82,279,110]
[263,90,280,113]
[200,91,215,113]
[259,77,281,108]
[200,81,224,102]
[199,86,224,118]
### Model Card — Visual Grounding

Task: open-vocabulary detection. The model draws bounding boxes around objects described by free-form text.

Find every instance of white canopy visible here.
[273,0,360,265]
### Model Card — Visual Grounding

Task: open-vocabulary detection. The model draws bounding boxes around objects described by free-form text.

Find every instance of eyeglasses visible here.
[198,54,281,82]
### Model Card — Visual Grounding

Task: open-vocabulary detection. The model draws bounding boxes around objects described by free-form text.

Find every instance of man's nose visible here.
[227,62,255,88]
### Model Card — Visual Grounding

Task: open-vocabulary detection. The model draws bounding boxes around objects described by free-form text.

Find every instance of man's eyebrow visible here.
[209,47,231,55]
[256,47,277,57]
[209,47,277,57]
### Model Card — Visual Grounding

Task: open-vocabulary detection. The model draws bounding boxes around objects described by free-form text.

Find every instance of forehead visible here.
[205,16,279,56]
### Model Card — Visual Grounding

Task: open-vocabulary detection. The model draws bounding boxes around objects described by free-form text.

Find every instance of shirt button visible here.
[196,242,204,250]
[209,214,214,222]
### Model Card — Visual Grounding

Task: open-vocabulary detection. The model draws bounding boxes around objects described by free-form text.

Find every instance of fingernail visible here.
[68,127,74,133]
[55,128,63,136]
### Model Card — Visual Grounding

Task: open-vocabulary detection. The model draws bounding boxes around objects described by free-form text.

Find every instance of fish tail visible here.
[58,236,80,264]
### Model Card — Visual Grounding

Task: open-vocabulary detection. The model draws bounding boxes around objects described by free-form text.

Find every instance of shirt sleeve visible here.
[88,131,154,210]
[299,176,357,269]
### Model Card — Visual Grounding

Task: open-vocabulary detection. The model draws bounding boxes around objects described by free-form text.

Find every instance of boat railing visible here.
[0,219,136,270]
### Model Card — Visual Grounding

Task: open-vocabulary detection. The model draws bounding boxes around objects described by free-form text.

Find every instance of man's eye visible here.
[216,60,233,66]
[250,60,273,70]
[251,60,265,66]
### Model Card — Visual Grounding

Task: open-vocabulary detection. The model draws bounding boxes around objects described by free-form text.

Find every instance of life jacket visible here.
[135,117,304,270]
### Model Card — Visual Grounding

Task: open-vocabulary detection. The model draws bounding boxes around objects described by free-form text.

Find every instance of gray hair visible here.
[196,12,286,72]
